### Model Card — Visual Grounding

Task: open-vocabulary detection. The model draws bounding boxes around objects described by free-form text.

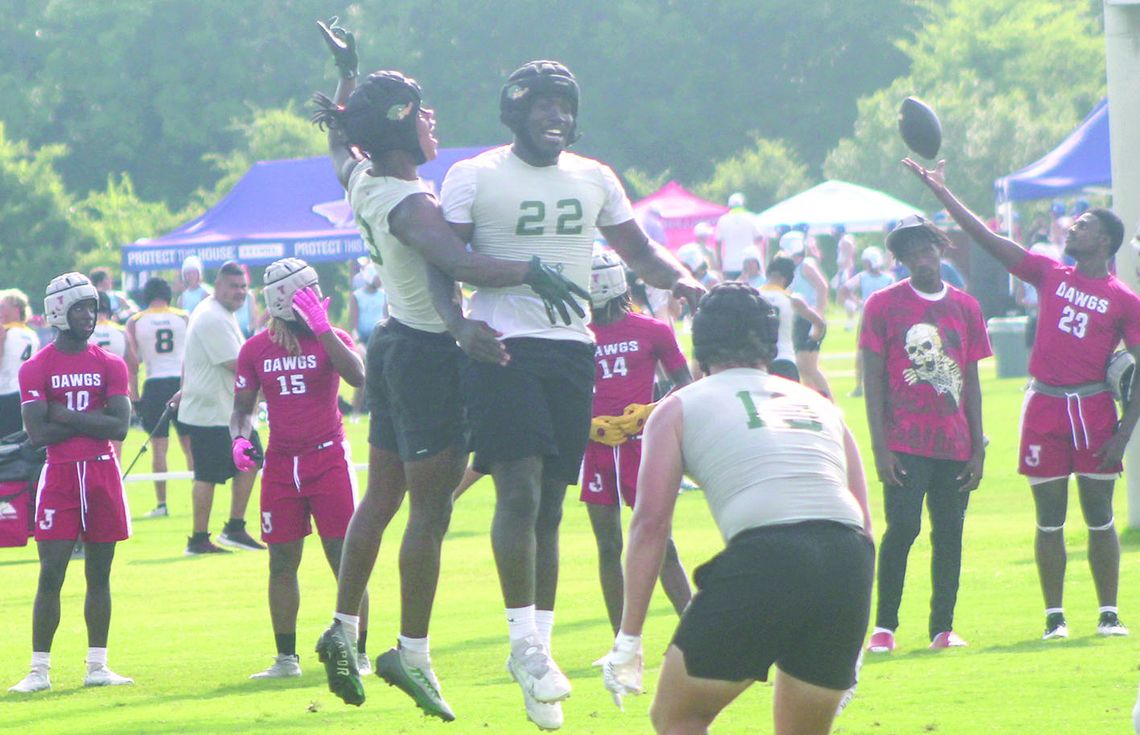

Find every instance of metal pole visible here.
[1104,0,1140,526]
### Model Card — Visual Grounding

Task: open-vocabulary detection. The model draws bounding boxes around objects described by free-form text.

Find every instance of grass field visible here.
[3,320,1140,734]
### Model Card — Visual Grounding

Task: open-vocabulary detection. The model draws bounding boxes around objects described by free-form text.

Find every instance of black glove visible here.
[523,256,590,326]
[317,16,357,79]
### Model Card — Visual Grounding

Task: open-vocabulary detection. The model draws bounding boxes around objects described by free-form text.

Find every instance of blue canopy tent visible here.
[121,147,490,273]
[994,99,1110,203]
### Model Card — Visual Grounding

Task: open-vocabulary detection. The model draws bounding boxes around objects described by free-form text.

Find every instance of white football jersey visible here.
[0,323,40,395]
[674,368,863,542]
[348,163,446,333]
[442,146,634,342]
[92,321,128,359]
[758,285,796,363]
[131,307,188,379]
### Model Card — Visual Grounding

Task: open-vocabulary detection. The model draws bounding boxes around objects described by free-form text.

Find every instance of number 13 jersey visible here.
[130,307,188,379]
[441,146,634,343]
[1012,251,1140,385]
[235,329,355,455]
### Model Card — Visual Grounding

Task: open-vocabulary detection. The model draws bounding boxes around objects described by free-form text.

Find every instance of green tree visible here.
[694,135,814,213]
[0,123,97,298]
[825,0,1105,213]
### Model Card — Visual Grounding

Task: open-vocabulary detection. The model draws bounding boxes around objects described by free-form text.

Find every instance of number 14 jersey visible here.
[1012,252,1140,385]
[235,329,355,455]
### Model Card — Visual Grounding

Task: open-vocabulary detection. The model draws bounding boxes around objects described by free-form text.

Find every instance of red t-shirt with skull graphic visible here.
[861,280,992,461]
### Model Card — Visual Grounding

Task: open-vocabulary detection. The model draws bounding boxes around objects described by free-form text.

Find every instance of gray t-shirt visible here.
[179,296,243,427]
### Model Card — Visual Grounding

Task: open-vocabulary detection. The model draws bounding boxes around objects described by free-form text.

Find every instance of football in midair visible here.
[898,97,942,160]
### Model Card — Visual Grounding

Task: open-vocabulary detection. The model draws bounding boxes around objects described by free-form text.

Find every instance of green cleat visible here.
[375,647,456,722]
[315,622,365,706]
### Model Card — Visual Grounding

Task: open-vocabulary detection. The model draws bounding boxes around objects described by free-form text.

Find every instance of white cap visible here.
[181,255,204,275]
[693,221,714,239]
[727,192,746,208]
[778,231,805,256]
[676,243,706,271]
[861,246,885,269]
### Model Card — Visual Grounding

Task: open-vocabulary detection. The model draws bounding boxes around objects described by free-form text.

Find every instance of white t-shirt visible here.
[715,209,762,273]
[348,163,446,333]
[441,146,634,342]
[673,368,863,542]
[758,285,796,364]
[0,323,39,395]
[131,306,189,380]
[179,296,243,427]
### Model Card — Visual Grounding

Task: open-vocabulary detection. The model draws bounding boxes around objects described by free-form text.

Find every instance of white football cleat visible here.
[9,669,51,693]
[249,654,301,679]
[356,652,372,677]
[507,635,571,704]
[84,664,134,687]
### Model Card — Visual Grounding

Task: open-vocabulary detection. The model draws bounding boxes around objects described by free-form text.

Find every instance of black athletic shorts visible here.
[792,316,823,352]
[139,376,186,438]
[366,318,465,461]
[0,393,21,438]
[462,338,594,484]
[672,520,873,690]
[185,424,262,485]
[769,359,800,382]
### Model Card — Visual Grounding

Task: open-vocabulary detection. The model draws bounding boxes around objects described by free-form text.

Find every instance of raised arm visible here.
[292,288,365,387]
[316,17,359,189]
[903,158,1026,272]
[601,220,705,308]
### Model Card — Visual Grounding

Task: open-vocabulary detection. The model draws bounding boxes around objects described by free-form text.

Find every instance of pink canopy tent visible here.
[632,181,728,251]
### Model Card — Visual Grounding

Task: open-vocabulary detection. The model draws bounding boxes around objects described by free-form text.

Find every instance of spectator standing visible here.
[715,192,764,280]
[177,256,212,314]
[0,289,40,436]
[780,230,833,398]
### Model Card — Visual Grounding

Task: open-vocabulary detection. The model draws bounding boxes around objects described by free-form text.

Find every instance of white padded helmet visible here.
[1107,349,1135,404]
[44,272,98,330]
[590,250,628,307]
[263,258,318,321]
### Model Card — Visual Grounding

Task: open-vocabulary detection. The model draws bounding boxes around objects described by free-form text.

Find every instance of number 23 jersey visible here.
[18,343,128,463]
[1012,251,1140,385]
[234,329,355,455]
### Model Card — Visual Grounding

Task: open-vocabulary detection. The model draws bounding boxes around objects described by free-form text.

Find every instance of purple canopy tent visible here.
[994,99,1110,202]
[121,147,490,273]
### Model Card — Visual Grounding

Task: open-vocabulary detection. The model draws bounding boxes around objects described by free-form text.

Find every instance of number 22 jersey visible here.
[235,329,355,455]
[18,343,128,463]
[1012,251,1140,385]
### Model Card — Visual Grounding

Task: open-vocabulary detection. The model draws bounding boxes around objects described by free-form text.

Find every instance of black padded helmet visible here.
[499,60,579,142]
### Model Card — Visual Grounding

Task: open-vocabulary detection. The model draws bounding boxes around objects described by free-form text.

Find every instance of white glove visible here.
[599,632,644,710]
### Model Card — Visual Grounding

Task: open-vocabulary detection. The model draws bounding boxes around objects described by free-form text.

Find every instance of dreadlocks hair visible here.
[592,292,632,325]
[311,70,425,163]
[691,282,779,375]
[267,316,304,357]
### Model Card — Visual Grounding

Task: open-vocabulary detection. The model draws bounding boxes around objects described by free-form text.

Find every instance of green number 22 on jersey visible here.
[516,199,583,236]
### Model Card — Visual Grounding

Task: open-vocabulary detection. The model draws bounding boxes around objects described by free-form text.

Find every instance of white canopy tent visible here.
[753,180,924,235]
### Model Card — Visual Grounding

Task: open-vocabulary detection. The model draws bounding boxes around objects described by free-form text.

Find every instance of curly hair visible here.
[691,282,778,374]
[311,70,424,163]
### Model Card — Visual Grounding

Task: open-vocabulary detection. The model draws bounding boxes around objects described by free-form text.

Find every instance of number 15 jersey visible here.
[235,329,354,455]
[130,307,188,379]
[1012,252,1140,385]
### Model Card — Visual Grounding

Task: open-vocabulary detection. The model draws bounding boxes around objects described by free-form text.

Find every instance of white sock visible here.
[1100,606,1119,615]
[1045,607,1064,617]
[398,635,430,666]
[87,647,108,671]
[506,605,537,644]
[333,613,360,643]
[31,651,50,671]
[535,609,555,649]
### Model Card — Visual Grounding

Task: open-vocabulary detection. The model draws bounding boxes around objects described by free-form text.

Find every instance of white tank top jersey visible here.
[673,368,863,542]
[758,285,796,363]
[131,307,188,379]
[92,321,128,360]
[441,146,635,342]
[0,323,40,395]
[348,163,447,334]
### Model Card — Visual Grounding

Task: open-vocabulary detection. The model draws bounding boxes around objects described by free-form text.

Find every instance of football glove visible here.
[599,633,644,710]
[613,402,657,436]
[524,256,589,326]
[292,287,332,336]
[317,16,357,79]
[590,416,627,447]
[231,436,262,472]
